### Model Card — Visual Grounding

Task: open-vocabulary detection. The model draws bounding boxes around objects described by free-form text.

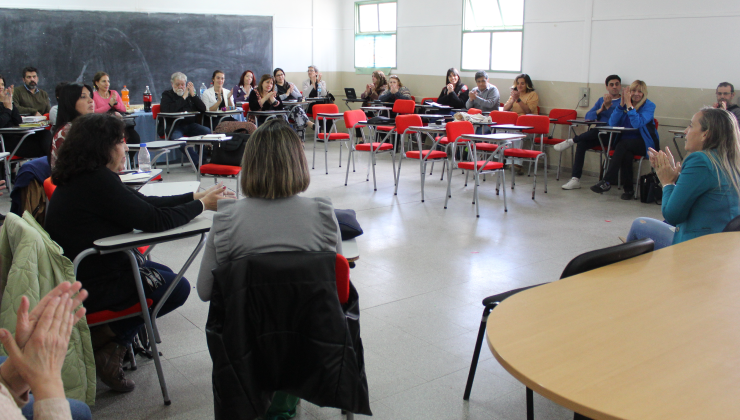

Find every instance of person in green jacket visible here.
[12,67,50,116]
[625,107,740,249]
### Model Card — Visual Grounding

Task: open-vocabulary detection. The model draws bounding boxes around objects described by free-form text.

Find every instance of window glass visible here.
[355,1,397,69]
[462,33,491,70]
[490,32,522,72]
[358,4,378,33]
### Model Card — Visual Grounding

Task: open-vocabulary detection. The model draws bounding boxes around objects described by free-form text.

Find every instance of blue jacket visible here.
[663,151,740,245]
[585,96,621,122]
[608,99,659,151]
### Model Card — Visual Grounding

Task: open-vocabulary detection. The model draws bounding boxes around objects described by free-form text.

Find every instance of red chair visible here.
[420,97,437,105]
[344,109,396,191]
[395,115,448,202]
[448,130,510,216]
[538,109,578,180]
[503,115,549,199]
[199,164,242,197]
[335,254,351,305]
[467,108,483,115]
[441,121,475,207]
[489,110,519,125]
[312,104,351,174]
[375,99,416,146]
[241,102,250,119]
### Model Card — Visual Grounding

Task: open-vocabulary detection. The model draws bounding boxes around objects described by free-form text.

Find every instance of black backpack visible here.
[209,133,249,167]
[639,172,662,204]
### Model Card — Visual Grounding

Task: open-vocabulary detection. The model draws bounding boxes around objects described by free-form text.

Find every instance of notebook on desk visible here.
[345,88,357,99]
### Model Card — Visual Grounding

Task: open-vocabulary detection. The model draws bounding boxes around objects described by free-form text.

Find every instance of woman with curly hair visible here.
[45,113,232,393]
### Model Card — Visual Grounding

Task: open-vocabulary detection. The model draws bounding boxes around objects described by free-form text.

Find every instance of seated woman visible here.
[248,74,284,126]
[502,73,538,115]
[624,107,740,250]
[0,74,53,162]
[50,83,95,168]
[360,70,388,107]
[197,118,341,420]
[590,80,659,199]
[232,70,256,104]
[274,67,313,130]
[203,70,256,134]
[202,70,234,111]
[301,65,327,117]
[436,68,468,109]
[273,68,302,102]
[45,113,232,392]
[92,71,140,147]
[378,75,412,104]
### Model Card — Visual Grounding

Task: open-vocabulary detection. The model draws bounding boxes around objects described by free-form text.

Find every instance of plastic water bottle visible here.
[200,83,207,97]
[121,85,130,108]
[317,83,322,97]
[138,143,151,172]
[143,86,152,112]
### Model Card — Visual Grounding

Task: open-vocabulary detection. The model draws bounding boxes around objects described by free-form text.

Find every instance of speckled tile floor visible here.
[2,141,661,419]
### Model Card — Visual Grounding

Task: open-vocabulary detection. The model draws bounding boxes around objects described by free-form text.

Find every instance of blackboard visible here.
[0,9,273,105]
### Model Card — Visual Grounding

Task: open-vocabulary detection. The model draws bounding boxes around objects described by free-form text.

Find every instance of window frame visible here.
[354,0,398,70]
[460,0,525,74]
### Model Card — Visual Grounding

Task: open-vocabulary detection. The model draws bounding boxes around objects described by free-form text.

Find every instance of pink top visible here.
[93,90,126,114]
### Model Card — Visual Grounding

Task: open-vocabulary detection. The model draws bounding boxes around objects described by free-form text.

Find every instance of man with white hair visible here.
[159,72,209,165]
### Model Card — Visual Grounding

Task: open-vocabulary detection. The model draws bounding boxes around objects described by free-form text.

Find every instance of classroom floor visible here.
[5,142,662,419]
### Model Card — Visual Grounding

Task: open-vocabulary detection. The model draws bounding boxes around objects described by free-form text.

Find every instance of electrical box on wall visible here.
[579,87,590,107]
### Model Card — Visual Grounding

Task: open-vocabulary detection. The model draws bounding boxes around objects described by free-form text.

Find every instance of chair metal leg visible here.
[371,151,378,191]
[473,170,480,217]
[324,140,329,175]
[125,250,170,405]
[444,161,454,209]
[344,149,353,186]
[501,170,508,212]
[526,387,534,420]
[463,304,494,400]
[420,161,427,202]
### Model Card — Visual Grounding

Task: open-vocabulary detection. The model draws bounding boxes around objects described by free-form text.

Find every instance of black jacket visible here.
[158,89,206,136]
[45,168,202,312]
[437,83,469,108]
[0,102,22,128]
[206,251,372,420]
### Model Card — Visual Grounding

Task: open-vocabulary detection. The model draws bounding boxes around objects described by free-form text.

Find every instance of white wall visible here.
[0,0,344,73]
[341,0,740,90]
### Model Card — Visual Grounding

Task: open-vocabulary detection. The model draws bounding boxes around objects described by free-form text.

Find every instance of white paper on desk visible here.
[178,134,230,140]
[22,116,46,123]
[119,173,153,182]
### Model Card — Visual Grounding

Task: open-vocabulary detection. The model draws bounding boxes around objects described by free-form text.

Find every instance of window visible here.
[461,0,524,72]
[355,1,397,69]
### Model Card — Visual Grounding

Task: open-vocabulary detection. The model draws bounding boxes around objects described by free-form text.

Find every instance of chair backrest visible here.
[152,104,160,120]
[559,238,655,279]
[467,108,482,115]
[723,215,740,232]
[313,104,339,120]
[654,118,659,129]
[489,110,518,125]
[410,95,416,102]
[343,109,366,130]
[335,254,350,304]
[548,108,577,125]
[517,115,550,135]
[445,121,475,143]
[43,177,56,200]
[396,114,423,134]
[392,99,416,115]
[43,113,50,120]
[421,97,437,105]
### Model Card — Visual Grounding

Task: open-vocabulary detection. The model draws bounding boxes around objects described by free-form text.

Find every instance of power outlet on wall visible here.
[579,87,590,107]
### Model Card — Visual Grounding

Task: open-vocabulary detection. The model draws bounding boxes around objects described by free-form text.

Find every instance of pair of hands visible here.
[194,182,236,211]
[0,281,88,401]
[0,85,14,109]
[469,90,478,100]
[181,82,196,99]
[715,101,728,110]
[621,87,633,108]
[648,146,681,186]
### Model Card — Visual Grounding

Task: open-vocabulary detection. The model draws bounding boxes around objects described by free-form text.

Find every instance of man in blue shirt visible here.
[555,74,622,190]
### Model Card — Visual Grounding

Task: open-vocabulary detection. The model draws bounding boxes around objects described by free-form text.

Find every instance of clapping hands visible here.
[648,147,681,185]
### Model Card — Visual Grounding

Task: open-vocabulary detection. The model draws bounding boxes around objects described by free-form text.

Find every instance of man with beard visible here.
[12,66,50,116]
[713,82,740,122]
[159,72,209,165]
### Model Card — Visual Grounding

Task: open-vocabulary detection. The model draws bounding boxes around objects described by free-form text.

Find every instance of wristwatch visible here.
[516,98,521,103]
[627,106,635,112]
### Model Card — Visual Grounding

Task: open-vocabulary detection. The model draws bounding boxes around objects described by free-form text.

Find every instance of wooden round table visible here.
[487,232,740,420]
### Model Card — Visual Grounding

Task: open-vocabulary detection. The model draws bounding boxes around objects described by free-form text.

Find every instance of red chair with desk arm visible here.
[344,109,397,191]
[537,108,577,180]
[503,115,549,199]
[312,104,351,175]
[394,114,448,202]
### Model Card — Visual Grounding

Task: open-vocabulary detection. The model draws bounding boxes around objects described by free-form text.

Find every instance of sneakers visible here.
[621,191,635,200]
[553,138,575,152]
[95,342,136,392]
[561,177,581,190]
[590,180,611,193]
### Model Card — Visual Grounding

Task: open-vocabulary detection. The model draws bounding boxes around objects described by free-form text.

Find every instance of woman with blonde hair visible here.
[361,70,388,106]
[379,75,412,104]
[622,107,740,249]
[591,80,659,199]
[503,73,538,115]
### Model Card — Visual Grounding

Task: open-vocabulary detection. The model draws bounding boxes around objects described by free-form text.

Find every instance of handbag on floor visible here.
[639,172,662,204]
